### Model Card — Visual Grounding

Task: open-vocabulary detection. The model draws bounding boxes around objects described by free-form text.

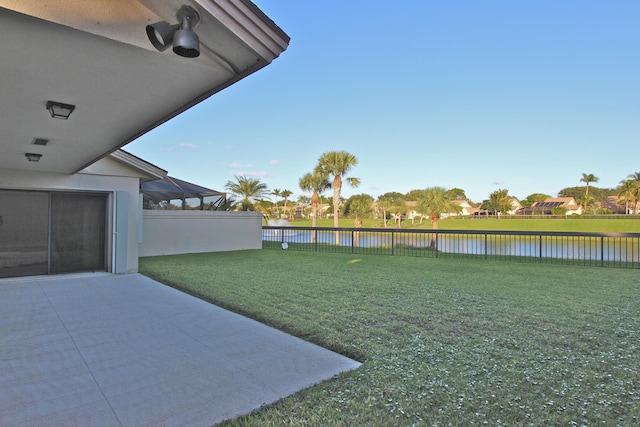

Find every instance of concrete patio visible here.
[0,273,361,426]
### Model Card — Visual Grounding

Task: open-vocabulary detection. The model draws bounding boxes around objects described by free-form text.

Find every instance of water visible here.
[263,228,639,263]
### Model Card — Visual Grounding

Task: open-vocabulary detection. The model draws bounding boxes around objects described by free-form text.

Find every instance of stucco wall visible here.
[0,165,141,273]
[140,210,263,257]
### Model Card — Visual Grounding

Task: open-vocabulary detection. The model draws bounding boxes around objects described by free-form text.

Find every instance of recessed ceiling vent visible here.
[32,138,49,146]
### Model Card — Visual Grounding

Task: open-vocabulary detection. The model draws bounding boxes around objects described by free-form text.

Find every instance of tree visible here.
[376,199,392,227]
[416,187,459,247]
[299,170,331,241]
[281,189,293,219]
[344,194,374,220]
[378,192,407,226]
[625,171,640,214]
[484,189,514,216]
[315,151,360,244]
[297,195,311,205]
[446,187,468,201]
[580,173,599,197]
[270,188,282,217]
[253,199,272,224]
[224,175,269,211]
[558,186,615,202]
[344,194,374,246]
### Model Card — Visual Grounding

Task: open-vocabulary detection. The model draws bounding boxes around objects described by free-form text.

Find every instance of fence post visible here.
[435,232,439,258]
[601,236,604,267]
[392,230,395,256]
[351,230,354,254]
[539,234,542,263]
[484,233,488,260]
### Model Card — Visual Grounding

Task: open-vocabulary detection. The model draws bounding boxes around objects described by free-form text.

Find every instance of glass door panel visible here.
[50,193,106,274]
[0,190,49,278]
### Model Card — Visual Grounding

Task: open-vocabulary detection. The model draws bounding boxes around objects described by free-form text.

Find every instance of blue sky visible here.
[126,1,639,203]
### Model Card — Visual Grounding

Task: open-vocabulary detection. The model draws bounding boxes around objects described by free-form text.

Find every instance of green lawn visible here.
[139,251,640,426]
[285,217,640,233]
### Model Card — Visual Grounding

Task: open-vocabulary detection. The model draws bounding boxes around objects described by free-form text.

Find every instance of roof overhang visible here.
[0,0,289,174]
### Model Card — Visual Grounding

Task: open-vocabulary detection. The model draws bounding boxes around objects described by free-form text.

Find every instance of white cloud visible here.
[270,160,280,166]
[231,171,270,177]
[230,162,252,169]
[179,142,199,149]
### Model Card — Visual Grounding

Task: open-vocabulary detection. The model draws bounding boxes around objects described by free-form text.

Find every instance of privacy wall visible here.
[140,210,263,257]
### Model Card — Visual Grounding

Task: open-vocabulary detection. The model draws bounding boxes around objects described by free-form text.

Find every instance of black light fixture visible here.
[46,101,75,120]
[146,5,201,58]
[25,153,43,162]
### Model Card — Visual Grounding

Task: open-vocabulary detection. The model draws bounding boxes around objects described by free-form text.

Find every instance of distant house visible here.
[441,200,479,218]
[508,198,523,215]
[523,197,583,215]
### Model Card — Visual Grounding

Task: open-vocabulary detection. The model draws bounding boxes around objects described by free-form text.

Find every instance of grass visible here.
[139,251,640,426]
[285,217,640,233]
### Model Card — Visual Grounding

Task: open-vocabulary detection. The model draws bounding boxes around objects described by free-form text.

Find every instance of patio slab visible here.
[0,273,361,426]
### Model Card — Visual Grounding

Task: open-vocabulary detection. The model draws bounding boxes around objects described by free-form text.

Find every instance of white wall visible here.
[140,210,263,257]
[0,163,142,273]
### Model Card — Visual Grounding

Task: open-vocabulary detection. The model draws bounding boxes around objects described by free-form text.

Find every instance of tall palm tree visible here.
[580,173,599,197]
[270,188,282,217]
[224,175,269,211]
[281,189,293,219]
[416,187,459,247]
[299,170,331,237]
[315,151,360,244]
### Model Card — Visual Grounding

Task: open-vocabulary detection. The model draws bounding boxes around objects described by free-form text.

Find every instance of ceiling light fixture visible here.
[25,153,43,162]
[32,138,50,146]
[146,5,201,58]
[46,101,75,120]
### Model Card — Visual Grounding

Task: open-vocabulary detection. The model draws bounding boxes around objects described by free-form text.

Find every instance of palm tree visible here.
[270,188,282,217]
[617,179,636,214]
[580,173,599,197]
[376,199,392,228]
[485,189,513,216]
[315,151,360,244]
[224,175,269,211]
[626,171,640,214]
[281,189,293,219]
[416,187,459,247]
[377,192,405,228]
[253,199,272,224]
[299,171,331,238]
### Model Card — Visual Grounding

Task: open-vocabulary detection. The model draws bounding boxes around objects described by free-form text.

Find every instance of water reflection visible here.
[263,228,639,263]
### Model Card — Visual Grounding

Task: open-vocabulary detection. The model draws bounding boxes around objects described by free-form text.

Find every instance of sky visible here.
[126,1,639,203]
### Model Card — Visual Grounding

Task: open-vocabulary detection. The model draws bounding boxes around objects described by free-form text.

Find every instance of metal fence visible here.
[262,226,640,268]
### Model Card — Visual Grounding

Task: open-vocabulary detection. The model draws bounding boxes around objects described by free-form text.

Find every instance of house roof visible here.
[108,149,167,182]
[531,197,581,211]
[0,0,289,175]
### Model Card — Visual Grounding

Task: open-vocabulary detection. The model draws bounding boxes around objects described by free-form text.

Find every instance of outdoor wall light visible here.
[46,101,75,119]
[25,153,43,162]
[146,5,201,58]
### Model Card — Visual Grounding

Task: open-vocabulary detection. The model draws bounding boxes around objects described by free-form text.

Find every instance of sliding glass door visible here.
[0,190,107,278]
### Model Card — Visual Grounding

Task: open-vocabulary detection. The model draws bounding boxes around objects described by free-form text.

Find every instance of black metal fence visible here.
[262,226,640,269]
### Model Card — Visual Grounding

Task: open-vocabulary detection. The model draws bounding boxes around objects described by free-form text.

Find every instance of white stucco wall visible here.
[140,210,263,257]
[0,163,142,273]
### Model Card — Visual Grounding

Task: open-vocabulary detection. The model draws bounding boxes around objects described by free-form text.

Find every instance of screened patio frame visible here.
[141,176,226,210]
